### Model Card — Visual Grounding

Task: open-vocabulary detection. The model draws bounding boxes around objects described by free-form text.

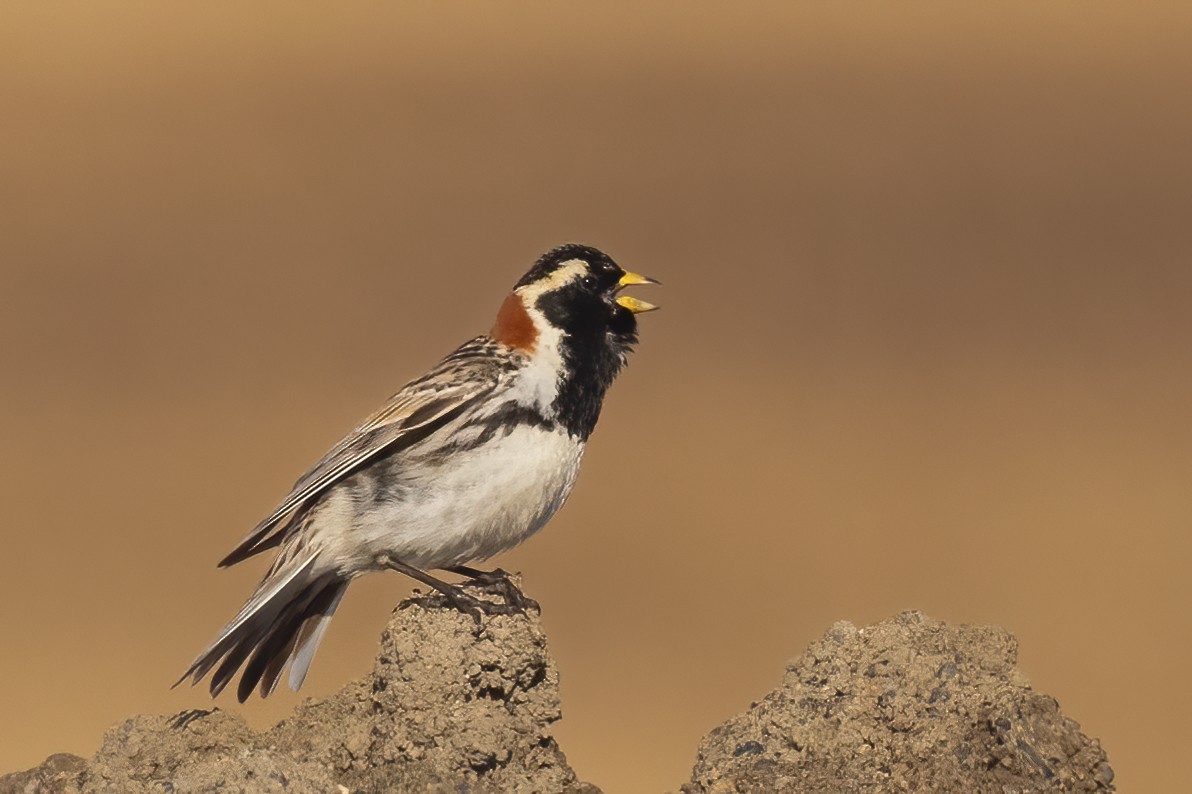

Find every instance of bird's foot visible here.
[451,566,541,615]
[384,555,539,623]
[436,585,535,624]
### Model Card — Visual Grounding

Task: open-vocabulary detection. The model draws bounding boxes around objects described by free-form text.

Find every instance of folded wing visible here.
[218,337,510,567]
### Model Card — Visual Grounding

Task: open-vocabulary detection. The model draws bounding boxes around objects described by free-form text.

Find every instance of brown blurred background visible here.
[2,2,1190,791]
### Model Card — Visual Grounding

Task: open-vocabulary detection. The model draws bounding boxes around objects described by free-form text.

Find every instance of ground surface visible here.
[3,605,1112,793]
[683,611,1114,793]
[1,587,595,794]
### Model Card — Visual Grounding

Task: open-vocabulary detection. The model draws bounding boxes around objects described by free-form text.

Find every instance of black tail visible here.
[176,557,348,702]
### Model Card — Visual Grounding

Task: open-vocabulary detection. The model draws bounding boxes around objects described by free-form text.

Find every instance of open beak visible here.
[615,271,661,313]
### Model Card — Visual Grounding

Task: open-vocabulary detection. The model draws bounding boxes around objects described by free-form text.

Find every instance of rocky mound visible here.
[3,605,1114,792]
[683,611,1114,793]
[1,588,597,794]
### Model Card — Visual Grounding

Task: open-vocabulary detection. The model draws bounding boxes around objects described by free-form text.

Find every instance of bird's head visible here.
[491,244,659,357]
[491,243,659,438]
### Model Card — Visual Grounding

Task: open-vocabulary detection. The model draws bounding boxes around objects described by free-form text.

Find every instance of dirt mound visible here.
[1,588,597,794]
[3,607,1114,792]
[683,611,1114,793]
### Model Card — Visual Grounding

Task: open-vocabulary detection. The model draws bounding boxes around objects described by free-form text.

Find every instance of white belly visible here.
[314,425,585,571]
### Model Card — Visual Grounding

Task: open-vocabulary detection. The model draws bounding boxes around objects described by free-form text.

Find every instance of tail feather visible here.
[176,553,347,701]
[176,554,316,690]
[259,627,302,698]
[287,585,347,692]
[189,553,320,681]
[239,580,343,701]
[237,610,305,702]
[209,633,263,698]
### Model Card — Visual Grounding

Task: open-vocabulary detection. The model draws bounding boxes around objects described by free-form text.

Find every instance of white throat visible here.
[504,258,590,413]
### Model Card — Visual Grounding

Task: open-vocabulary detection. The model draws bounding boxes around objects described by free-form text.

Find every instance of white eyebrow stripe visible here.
[515,259,589,301]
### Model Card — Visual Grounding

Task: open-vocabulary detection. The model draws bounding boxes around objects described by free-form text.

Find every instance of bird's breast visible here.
[326,424,586,571]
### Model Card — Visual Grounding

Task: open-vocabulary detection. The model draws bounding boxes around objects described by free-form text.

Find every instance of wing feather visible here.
[218,338,510,567]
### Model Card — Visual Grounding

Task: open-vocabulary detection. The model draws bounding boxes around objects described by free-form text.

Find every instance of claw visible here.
[457,569,541,615]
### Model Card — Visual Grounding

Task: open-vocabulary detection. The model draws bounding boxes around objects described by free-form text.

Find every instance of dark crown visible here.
[515,244,617,289]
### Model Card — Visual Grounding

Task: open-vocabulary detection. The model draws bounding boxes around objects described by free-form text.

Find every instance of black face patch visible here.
[509,243,644,440]
[535,282,638,441]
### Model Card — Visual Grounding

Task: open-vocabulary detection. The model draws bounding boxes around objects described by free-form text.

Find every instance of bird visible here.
[176,243,659,702]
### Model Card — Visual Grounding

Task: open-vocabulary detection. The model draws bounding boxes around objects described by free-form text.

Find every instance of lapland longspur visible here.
[178,244,658,701]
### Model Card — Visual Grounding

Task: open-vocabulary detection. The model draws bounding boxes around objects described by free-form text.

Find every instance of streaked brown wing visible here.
[218,337,509,567]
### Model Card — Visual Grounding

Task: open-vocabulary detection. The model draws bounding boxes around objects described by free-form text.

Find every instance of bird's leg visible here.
[447,564,509,584]
[446,565,540,614]
[382,557,523,622]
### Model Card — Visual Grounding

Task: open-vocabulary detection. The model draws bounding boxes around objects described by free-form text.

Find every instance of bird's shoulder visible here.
[297,336,524,485]
[219,337,526,566]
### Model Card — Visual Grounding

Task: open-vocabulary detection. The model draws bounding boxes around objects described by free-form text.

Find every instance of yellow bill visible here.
[617,271,661,288]
[616,271,660,312]
[615,295,659,313]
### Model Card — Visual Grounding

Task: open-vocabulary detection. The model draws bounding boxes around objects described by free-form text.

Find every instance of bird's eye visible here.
[581,275,598,289]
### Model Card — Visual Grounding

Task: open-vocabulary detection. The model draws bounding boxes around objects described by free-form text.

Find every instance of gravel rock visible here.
[3,607,1115,793]
[683,611,1114,793]
[1,587,596,794]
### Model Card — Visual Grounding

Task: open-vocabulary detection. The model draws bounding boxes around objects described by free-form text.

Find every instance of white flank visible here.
[320,425,585,572]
